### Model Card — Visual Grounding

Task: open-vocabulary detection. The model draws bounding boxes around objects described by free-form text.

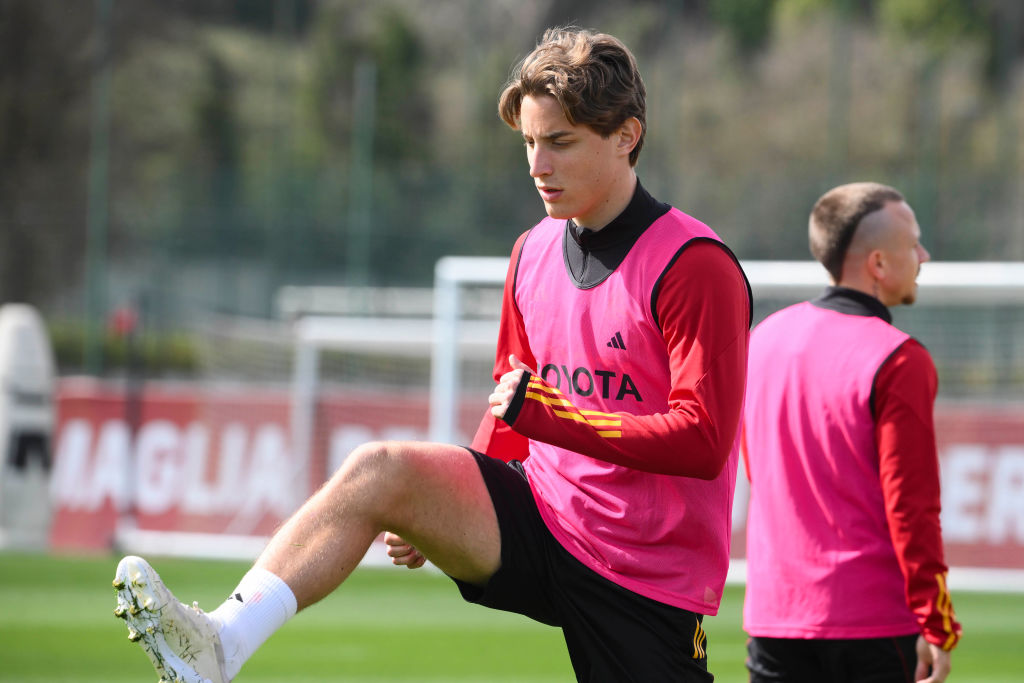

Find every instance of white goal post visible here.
[429,257,510,443]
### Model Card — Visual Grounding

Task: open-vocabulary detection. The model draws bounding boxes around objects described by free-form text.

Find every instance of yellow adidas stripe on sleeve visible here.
[935,572,958,650]
[524,380,622,438]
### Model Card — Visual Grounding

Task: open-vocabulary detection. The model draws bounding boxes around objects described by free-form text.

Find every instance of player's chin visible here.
[542,201,574,221]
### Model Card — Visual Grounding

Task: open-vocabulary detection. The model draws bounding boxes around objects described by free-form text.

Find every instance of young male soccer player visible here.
[112,26,751,682]
[741,182,962,683]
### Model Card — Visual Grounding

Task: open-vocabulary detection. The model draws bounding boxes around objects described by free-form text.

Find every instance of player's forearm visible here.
[884,480,961,649]
[501,372,734,478]
[885,493,960,648]
[880,442,960,647]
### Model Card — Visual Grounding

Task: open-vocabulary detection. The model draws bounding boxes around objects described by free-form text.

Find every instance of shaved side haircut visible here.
[809,182,905,282]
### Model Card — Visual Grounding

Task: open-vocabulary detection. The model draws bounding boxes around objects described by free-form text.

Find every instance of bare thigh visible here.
[257,440,500,608]
[357,441,501,583]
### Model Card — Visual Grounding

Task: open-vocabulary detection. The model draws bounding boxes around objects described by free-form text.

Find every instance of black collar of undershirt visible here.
[563,180,671,288]
[811,286,893,324]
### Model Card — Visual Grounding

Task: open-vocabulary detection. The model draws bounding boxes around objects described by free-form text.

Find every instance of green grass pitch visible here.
[1,551,1022,682]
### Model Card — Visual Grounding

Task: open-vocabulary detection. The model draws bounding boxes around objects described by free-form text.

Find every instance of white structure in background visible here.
[0,304,56,549]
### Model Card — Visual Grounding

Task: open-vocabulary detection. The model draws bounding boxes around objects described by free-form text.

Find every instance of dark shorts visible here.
[746,634,919,683]
[452,448,714,683]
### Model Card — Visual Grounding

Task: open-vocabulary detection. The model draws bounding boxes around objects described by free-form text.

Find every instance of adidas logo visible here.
[606,331,626,350]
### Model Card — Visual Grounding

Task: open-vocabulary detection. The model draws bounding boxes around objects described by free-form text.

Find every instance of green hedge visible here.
[47,321,200,377]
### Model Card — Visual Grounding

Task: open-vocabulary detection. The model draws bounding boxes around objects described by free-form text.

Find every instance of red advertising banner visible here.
[49,379,1024,572]
[49,379,447,552]
[51,380,310,550]
[931,409,1024,568]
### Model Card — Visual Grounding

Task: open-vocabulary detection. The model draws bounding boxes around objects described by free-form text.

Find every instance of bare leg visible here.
[111,440,499,683]
[255,440,501,610]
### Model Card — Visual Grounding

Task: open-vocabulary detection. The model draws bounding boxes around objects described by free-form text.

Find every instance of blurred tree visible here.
[0,1,91,305]
[187,47,244,311]
[299,1,430,163]
[877,0,983,53]
[177,48,243,257]
[370,7,432,163]
[2,0,1023,325]
[295,0,437,284]
[886,0,1024,86]
[787,0,1023,88]
[158,0,315,35]
[712,0,779,59]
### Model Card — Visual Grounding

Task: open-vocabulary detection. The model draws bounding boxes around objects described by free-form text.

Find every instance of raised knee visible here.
[339,440,394,477]
[325,441,420,521]
[335,440,425,490]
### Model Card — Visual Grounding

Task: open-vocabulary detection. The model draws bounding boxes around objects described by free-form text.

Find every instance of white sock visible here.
[209,567,298,680]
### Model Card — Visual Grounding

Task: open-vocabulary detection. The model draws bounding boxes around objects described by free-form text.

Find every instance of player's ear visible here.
[865,248,887,280]
[616,117,642,157]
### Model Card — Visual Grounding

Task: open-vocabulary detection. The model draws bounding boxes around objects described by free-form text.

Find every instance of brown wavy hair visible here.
[498,27,646,166]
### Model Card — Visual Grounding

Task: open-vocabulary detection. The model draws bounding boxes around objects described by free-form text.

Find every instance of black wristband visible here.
[500,371,531,426]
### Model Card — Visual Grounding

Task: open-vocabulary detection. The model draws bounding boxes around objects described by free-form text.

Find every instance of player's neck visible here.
[574,171,637,232]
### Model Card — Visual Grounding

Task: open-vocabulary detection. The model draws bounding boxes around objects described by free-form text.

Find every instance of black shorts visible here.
[746,634,919,683]
[452,448,714,683]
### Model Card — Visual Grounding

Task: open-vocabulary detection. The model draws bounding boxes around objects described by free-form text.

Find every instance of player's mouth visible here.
[537,185,563,202]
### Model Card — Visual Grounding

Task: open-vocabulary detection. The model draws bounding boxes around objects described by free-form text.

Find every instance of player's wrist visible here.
[922,627,960,651]
[498,371,531,426]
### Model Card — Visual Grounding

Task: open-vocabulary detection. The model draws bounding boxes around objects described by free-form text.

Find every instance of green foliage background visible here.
[2,0,1023,348]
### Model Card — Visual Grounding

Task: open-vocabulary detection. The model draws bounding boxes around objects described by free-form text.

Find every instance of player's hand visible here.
[489,354,537,419]
[915,635,952,683]
[384,531,426,569]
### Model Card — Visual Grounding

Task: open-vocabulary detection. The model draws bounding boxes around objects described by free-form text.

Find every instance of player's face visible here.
[878,201,930,306]
[519,94,630,229]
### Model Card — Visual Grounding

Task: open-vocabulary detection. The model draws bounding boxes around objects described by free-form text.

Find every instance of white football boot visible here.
[113,555,229,683]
